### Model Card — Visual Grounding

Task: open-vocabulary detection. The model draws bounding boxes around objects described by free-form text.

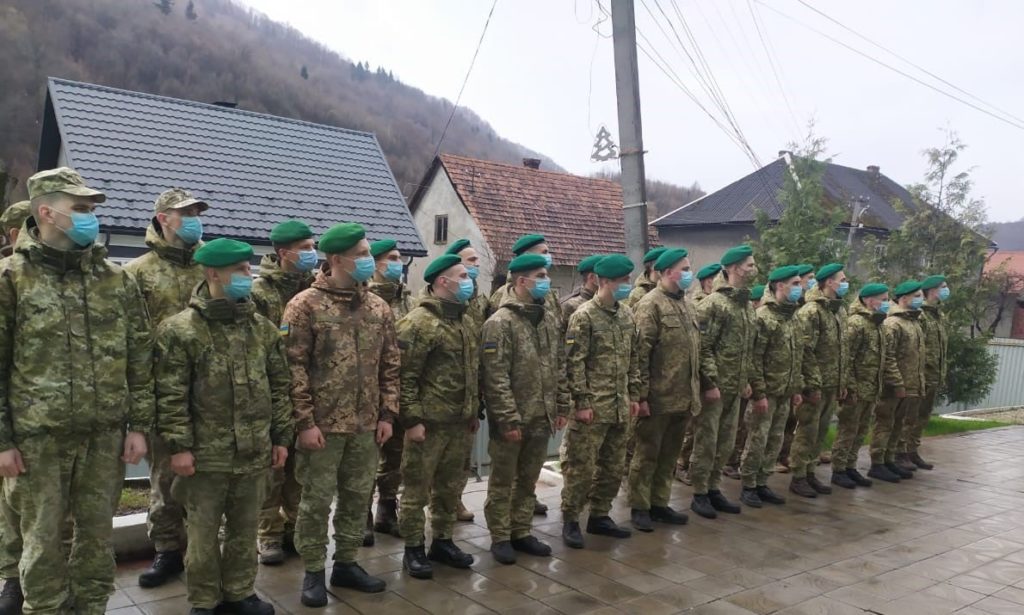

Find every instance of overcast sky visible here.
[239,0,1023,222]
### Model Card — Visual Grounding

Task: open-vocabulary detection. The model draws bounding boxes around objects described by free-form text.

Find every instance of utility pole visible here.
[611,0,649,267]
[847,195,870,248]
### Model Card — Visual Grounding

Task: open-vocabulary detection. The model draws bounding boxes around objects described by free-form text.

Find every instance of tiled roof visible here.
[985,251,1024,293]
[421,154,656,267]
[41,78,425,254]
[653,156,918,231]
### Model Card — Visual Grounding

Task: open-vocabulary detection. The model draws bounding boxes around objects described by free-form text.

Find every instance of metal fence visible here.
[937,337,1024,414]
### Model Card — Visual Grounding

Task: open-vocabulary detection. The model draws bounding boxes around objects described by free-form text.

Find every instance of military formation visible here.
[0,165,953,615]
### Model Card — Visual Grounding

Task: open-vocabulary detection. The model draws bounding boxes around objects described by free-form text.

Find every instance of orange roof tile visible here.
[985,251,1024,292]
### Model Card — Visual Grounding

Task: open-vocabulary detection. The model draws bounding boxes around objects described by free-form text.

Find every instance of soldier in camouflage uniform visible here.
[252,221,317,566]
[625,247,665,308]
[898,275,949,471]
[155,238,293,615]
[482,254,569,565]
[789,264,849,499]
[723,283,767,481]
[830,283,893,489]
[125,188,209,588]
[775,265,817,473]
[0,201,30,258]
[689,245,757,519]
[397,254,479,579]
[629,249,700,531]
[561,254,602,325]
[869,281,926,483]
[738,267,803,509]
[0,168,153,615]
[282,223,400,606]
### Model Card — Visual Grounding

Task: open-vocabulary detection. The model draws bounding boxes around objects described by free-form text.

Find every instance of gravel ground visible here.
[968,407,1024,424]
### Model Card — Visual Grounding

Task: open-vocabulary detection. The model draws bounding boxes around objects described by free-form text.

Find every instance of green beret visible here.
[643,247,667,263]
[751,284,765,301]
[577,254,603,274]
[194,238,253,267]
[370,239,398,258]
[921,274,946,290]
[859,283,889,299]
[816,263,844,281]
[893,280,923,298]
[654,248,689,272]
[697,263,722,280]
[508,253,548,273]
[269,220,314,244]
[796,264,814,276]
[594,254,634,279]
[0,201,32,233]
[424,254,462,283]
[768,265,801,282]
[319,223,366,254]
[446,239,471,255]
[512,234,546,255]
[720,244,753,266]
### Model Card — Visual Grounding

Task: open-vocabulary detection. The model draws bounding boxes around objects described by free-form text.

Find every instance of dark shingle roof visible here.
[653,156,918,231]
[42,78,425,254]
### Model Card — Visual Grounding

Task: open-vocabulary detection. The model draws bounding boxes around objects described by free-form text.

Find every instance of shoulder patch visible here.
[279,324,289,337]
[566,332,575,345]
[483,341,498,354]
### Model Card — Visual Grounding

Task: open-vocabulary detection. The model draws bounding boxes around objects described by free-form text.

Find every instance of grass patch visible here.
[117,486,149,516]
[822,415,1008,451]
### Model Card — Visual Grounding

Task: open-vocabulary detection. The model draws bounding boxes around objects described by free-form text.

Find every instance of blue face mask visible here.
[836,281,850,298]
[807,278,818,290]
[910,296,924,310]
[529,278,551,300]
[678,271,694,290]
[938,287,951,301]
[613,283,632,302]
[175,216,203,244]
[877,300,890,314]
[57,211,100,246]
[350,256,375,282]
[295,249,319,272]
[788,285,804,303]
[453,278,475,303]
[384,261,404,281]
[224,273,252,301]
[542,253,553,268]
[466,265,479,280]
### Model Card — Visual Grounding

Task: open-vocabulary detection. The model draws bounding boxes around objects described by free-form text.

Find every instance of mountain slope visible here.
[990,219,1024,250]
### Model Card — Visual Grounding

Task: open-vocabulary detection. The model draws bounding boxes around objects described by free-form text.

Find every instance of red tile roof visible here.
[985,251,1024,292]
[431,154,657,267]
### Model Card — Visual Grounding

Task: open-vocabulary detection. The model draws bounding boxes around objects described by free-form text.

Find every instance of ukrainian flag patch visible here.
[483,341,498,354]
[279,324,290,337]
[566,333,575,345]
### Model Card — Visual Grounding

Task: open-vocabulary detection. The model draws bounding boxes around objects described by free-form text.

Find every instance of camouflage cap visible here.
[154,188,209,214]
[0,201,32,233]
[27,167,106,203]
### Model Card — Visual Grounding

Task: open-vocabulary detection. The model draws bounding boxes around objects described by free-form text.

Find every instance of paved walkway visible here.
[109,426,1024,615]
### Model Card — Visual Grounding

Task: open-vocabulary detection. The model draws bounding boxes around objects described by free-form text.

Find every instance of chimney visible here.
[522,157,542,170]
[212,101,238,109]
[778,150,792,159]
[866,165,880,176]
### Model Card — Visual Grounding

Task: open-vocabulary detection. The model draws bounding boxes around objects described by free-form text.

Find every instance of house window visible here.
[434,215,449,244]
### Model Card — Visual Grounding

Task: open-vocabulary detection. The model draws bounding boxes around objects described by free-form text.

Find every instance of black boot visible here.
[886,462,913,480]
[650,505,688,525]
[490,541,517,565]
[362,510,375,547]
[138,550,184,588]
[846,468,873,487]
[300,570,327,608]
[374,499,401,537]
[510,535,552,556]
[0,578,23,615]
[586,516,632,538]
[867,463,900,483]
[896,453,918,473]
[630,509,654,532]
[563,521,585,548]
[428,538,474,569]
[789,477,817,498]
[830,472,857,490]
[690,494,717,519]
[909,452,934,470]
[740,487,762,508]
[708,490,741,514]
[330,562,386,593]
[756,485,786,505]
[190,609,216,615]
[806,474,833,495]
[403,545,433,579]
[533,501,549,516]
[221,594,274,615]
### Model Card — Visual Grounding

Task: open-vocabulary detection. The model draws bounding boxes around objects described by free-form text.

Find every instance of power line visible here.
[745,0,803,137]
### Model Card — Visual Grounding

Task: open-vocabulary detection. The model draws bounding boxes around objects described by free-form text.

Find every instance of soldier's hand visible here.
[839,388,849,401]
[752,398,769,414]
[271,446,289,469]
[407,423,427,443]
[792,393,803,407]
[171,451,195,477]
[122,431,147,465]
[0,448,25,478]
[575,409,594,425]
[703,387,721,402]
[554,416,568,431]
[742,384,753,400]
[297,426,326,451]
[847,391,858,405]
[639,401,651,417]
[503,428,522,442]
[807,390,822,404]
[468,418,481,434]
[895,387,907,399]
[376,421,393,446]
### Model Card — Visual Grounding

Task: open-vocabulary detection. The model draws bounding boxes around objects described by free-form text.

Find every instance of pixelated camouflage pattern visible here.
[0,201,30,234]
[625,271,656,308]
[484,420,549,542]
[124,225,205,326]
[629,413,687,509]
[750,292,803,399]
[399,424,473,546]
[882,305,927,397]
[844,301,893,402]
[634,287,703,415]
[739,395,791,488]
[565,297,640,421]
[560,287,594,327]
[488,282,563,331]
[368,279,414,321]
[696,276,756,395]
[251,253,313,326]
[797,287,848,392]
[560,422,629,521]
[920,303,949,389]
[831,399,874,470]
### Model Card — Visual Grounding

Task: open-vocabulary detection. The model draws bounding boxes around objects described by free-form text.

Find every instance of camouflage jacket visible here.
[882,305,927,397]
[750,293,803,399]
[488,282,563,331]
[368,279,414,321]
[625,272,656,308]
[845,302,896,402]
[282,272,401,434]
[633,287,703,414]
[0,225,154,449]
[697,278,756,395]
[155,283,293,474]
[124,224,204,325]
[565,297,641,422]
[481,294,569,435]
[560,287,595,327]
[419,284,489,333]
[397,296,479,427]
[920,303,949,390]
[797,287,848,393]
[251,254,313,325]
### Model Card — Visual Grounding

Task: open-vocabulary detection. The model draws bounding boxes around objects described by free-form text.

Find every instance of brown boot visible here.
[789,477,817,498]
[896,453,918,473]
[818,451,832,465]
[456,500,475,522]
[722,465,741,480]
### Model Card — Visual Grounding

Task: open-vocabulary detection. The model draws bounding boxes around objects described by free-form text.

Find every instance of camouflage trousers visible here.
[728,399,750,468]
[295,432,378,570]
[789,389,839,479]
[688,390,742,494]
[870,397,919,465]
[676,413,696,473]
[399,423,472,546]
[4,431,123,615]
[778,404,798,464]
[831,399,875,470]
[739,397,791,488]
[0,490,73,580]
[629,413,688,510]
[257,444,301,546]
[146,434,186,553]
[899,389,936,454]
[485,419,550,542]
[560,420,628,522]
[172,471,266,609]
[375,422,405,502]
